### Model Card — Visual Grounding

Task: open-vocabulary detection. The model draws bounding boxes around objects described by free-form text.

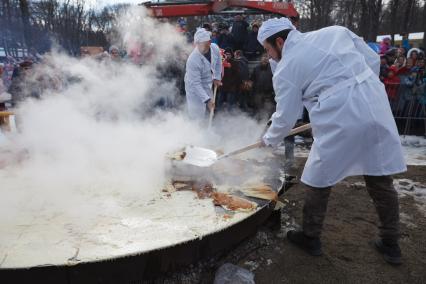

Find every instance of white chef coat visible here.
[263,26,406,187]
[184,43,222,120]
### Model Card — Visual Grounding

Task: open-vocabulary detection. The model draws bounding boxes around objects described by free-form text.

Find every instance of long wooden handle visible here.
[0,111,14,117]
[220,123,311,159]
[208,85,218,129]
[220,141,263,159]
[288,123,311,136]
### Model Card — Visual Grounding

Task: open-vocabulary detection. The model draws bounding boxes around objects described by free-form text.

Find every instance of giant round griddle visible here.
[0,149,286,283]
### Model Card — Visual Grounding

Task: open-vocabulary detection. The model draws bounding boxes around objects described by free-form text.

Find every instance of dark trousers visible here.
[217,91,237,111]
[303,175,400,242]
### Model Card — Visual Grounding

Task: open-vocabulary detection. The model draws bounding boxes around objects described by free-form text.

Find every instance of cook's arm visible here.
[263,79,303,147]
[211,43,223,81]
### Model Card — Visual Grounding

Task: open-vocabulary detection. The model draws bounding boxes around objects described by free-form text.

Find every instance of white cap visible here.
[257,17,295,45]
[194,28,211,44]
[109,45,119,53]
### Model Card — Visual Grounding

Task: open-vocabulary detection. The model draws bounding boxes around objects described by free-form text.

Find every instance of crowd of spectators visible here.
[201,15,264,60]
[378,38,425,119]
[2,17,425,127]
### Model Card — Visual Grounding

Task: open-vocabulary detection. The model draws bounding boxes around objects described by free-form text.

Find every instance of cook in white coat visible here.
[258,18,406,264]
[184,28,222,121]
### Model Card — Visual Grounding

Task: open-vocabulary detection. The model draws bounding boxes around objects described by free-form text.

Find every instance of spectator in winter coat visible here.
[202,23,212,32]
[217,26,235,50]
[401,33,411,51]
[244,24,264,60]
[385,48,398,66]
[0,65,11,111]
[234,50,250,110]
[396,47,407,58]
[109,45,121,63]
[8,61,38,106]
[250,53,275,118]
[384,66,400,100]
[379,55,389,82]
[397,57,414,76]
[379,37,391,55]
[218,48,242,111]
[393,55,406,70]
[211,30,219,45]
[408,49,420,66]
[395,58,415,111]
[403,64,425,101]
[231,15,249,51]
[234,50,249,80]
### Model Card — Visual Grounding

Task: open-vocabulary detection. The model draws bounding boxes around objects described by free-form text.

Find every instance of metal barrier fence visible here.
[384,80,426,136]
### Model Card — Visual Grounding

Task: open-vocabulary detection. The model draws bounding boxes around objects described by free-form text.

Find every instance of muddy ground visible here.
[154,157,426,284]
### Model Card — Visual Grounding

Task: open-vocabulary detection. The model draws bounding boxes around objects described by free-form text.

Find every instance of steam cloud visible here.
[0,7,267,229]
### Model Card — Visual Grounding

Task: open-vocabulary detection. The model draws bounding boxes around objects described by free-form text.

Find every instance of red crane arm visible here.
[144,1,298,18]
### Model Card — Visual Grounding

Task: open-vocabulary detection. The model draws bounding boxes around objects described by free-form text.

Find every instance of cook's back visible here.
[278,26,378,100]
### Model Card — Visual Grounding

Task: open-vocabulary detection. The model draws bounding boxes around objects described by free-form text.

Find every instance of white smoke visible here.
[0,7,267,227]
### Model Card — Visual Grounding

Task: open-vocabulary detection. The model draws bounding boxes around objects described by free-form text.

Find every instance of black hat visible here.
[224,47,233,54]
[19,60,33,68]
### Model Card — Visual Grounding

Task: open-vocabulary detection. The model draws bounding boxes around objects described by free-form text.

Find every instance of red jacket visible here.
[384,76,400,100]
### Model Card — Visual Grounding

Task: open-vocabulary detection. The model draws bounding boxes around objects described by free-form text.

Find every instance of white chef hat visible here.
[194,28,211,44]
[257,17,295,44]
[109,45,119,53]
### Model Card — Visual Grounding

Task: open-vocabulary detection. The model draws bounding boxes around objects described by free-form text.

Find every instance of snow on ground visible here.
[401,135,426,166]
[400,212,417,228]
[293,135,426,166]
[294,146,310,158]
[394,178,426,217]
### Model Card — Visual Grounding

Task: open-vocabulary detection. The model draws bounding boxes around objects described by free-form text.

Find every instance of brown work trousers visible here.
[303,175,400,242]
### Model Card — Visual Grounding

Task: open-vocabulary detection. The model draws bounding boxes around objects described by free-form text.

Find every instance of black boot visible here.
[374,239,402,265]
[287,230,322,256]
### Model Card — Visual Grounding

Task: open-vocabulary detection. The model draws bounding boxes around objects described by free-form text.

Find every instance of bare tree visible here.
[1,0,425,55]
[19,0,31,48]
[309,0,335,29]
[341,0,359,31]
[389,0,400,44]
[359,0,383,41]
[423,0,426,48]
[402,0,415,33]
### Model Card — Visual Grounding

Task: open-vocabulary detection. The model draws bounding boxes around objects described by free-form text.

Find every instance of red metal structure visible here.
[143,0,299,18]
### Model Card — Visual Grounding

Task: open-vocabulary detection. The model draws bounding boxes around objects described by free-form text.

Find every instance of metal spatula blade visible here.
[182,145,218,167]
[181,124,312,168]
